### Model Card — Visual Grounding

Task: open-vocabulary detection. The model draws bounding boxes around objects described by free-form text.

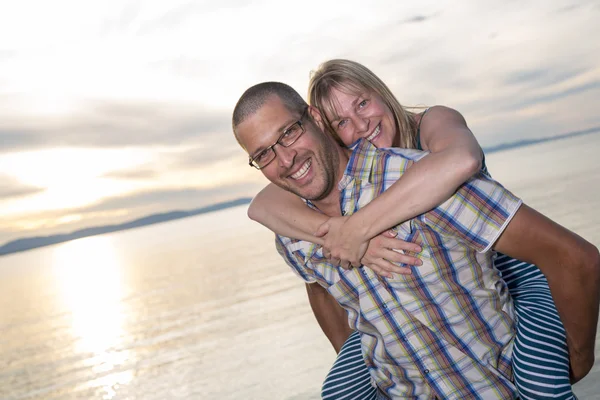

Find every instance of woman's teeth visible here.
[291,159,311,179]
[366,125,380,141]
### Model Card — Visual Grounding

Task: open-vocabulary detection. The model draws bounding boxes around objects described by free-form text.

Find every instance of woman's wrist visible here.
[346,212,372,242]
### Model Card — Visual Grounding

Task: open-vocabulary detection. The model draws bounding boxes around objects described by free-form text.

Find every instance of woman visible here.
[250,60,573,399]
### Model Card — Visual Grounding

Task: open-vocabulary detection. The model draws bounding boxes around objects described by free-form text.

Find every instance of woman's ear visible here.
[308,105,326,131]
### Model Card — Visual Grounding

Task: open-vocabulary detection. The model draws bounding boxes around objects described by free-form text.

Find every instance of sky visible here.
[0,0,599,245]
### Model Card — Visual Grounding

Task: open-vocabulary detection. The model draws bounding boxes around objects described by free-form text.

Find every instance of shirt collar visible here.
[302,139,377,209]
[338,138,379,190]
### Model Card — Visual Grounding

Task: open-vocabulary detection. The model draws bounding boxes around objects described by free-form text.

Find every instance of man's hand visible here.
[494,204,600,382]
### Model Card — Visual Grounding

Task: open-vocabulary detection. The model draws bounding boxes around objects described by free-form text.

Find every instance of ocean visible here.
[1,133,600,399]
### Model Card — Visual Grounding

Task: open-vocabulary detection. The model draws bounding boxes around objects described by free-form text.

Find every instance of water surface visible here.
[1,134,599,399]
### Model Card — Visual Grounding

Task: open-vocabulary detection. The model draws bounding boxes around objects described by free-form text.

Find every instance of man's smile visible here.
[289,159,312,180]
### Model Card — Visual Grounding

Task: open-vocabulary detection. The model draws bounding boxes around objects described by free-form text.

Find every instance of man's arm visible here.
[494,204,600,383]
[274,236,353,353]
[305,283,354,353]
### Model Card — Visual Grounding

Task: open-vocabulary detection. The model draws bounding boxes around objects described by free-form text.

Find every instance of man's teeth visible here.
[291,160,311,179]
[366,125,380,141]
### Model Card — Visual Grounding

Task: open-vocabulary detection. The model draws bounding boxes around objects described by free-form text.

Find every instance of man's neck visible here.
[311,190,343,217]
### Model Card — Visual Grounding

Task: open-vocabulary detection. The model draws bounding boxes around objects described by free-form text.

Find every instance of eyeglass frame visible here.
[248,107,309,169]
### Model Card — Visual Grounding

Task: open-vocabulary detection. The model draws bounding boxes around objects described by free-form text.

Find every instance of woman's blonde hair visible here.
[308,59,418,148]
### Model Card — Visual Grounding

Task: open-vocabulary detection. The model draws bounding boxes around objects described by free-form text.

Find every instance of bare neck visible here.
[312,193,343,217]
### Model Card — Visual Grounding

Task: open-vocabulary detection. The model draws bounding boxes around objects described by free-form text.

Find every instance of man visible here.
[232,82,600,398]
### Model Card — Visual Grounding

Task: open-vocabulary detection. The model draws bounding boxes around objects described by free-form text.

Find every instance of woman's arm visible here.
[250,179,423,274]
[248,183,327,244]
[322,106,484,267]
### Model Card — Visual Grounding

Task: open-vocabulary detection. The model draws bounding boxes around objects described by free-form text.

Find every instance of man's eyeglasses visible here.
[248,108,308,169]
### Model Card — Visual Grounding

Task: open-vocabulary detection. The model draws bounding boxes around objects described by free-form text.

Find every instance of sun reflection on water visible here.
[52,236,133,398]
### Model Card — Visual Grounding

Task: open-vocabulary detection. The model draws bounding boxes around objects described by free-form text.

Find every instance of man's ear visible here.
[308,105,326,131]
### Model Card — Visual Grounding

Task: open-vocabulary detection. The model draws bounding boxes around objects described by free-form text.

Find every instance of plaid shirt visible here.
[276,139,523,399]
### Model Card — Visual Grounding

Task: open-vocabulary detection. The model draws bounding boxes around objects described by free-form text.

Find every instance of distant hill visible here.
[0,197,252,256]
[483,126,600,154]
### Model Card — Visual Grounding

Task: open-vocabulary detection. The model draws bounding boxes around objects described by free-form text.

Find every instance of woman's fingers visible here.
[382,229,397,238]
[381,248,422,266]
[314,220,331,238]
[366,258,414,277]
[380,236,422,253]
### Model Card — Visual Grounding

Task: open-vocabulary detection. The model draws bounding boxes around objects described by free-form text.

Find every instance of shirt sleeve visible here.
[275,235,317,283]
[424,172,523,253]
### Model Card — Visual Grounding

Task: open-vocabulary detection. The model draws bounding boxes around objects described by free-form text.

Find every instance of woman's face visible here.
[324,86,396,148]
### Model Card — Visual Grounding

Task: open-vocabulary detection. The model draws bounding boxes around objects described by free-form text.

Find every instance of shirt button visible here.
[423,369,430,374]
[383,304,388,309]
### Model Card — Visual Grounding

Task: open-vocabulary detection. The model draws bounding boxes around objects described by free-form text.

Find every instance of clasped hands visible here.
[314,216,423,278]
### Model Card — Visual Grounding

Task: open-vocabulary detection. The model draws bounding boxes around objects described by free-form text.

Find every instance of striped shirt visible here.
[275,139,523,399]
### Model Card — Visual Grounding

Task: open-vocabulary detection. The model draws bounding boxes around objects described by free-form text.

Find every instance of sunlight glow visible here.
[0,148,151,216]
[0,148,149,188]
[52,236,133,398]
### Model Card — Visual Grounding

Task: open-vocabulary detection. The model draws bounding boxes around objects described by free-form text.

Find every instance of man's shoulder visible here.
[350,138,429,160]
[349,139,428,171]
[344,139,429,184]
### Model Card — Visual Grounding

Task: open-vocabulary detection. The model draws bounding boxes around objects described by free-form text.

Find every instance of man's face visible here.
[237,96,341,201]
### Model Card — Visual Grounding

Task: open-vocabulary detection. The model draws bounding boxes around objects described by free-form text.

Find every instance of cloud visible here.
[0,49,17,60]
[2,0,600,244]
[99,2,142,35]
[80,187,218,213]
[507,80,600,111]
[0,181,263,245]
[0,175,44,199]
[96,135,244,181]
[0,99,235,153]
[31,183,259,222]
[132,0,261,35]
[170,143,243,168]
[103,166,159,180]
[401,11,441,24]
[136,2,202,34]
[503,67,589,88]
[555,3,584,14]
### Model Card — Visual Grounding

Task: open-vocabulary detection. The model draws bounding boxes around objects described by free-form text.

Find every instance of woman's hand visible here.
[361,230,422,278]
[315,216,370,269]
[316,217,422,277]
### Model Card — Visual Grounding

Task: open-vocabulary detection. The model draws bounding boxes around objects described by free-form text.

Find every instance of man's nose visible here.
[276,145,296,168]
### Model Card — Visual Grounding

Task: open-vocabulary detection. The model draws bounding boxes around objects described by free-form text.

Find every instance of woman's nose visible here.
[354,116,369,133]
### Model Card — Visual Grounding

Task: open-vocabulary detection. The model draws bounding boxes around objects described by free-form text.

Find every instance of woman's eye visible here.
[358,99,368,108]
[337,119,348,129]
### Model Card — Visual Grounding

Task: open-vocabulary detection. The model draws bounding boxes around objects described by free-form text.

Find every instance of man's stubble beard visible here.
[278,139,341,202]
[308,139,340,202]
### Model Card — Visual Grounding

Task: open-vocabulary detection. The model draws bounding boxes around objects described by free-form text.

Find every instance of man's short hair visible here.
[232,82,308,146]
